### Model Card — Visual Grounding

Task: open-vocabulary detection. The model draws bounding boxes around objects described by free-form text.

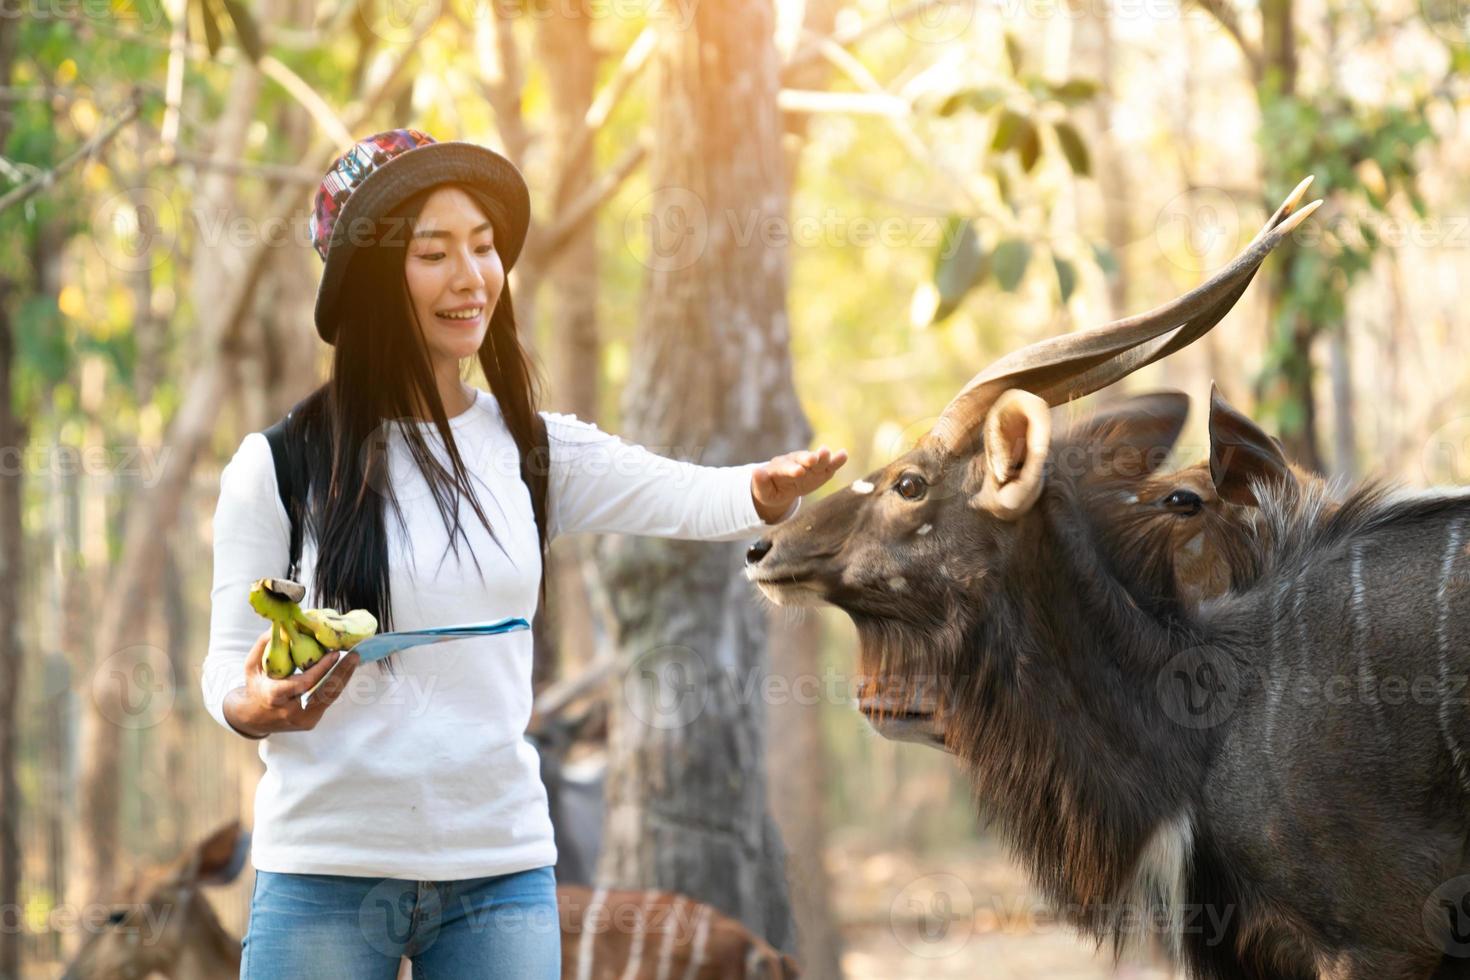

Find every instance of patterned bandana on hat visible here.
[309,129,436,263]
[308,127,531,345]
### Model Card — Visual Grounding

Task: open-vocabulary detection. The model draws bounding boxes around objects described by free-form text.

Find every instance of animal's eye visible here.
[1162,490,1203,515]
[895,473,927,501]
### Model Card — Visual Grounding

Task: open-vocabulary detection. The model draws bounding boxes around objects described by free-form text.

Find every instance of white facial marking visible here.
[917,523,933,536]
[852,479,875,495]
[887,576,906,590]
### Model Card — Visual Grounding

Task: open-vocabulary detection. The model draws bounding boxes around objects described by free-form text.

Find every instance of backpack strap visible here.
[523,411,552,602]
[262,411,305,582]
[262,405,552,595]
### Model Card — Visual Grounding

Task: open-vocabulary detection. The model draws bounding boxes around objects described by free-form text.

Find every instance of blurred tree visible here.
[1196,0,1447,473]
[598,0,805,952]
[764,2,848,975]
[914,29,1105,326]
[0,10,26,976]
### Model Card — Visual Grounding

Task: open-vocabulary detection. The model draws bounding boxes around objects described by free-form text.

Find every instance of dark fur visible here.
[750,422,1470,979]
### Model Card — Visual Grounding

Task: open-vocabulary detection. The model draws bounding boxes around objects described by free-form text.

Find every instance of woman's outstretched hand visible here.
[751,445,848,523]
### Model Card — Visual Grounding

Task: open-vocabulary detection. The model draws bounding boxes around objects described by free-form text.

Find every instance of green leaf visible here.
[932,217,989,323]
[1408,186,1429,219]
[938,87,1006,117]
[1052,120,1090,176]
[1053,256,1077,303]
[991,109,1023,152]
[219,0,264,62]
[989,163,1014,212]
[1004,33,1024,75]
[16,296,71,390]
[993,239,1032,291]
[1048,78,1100,105]
[195,0,223,57]
[1091,242,1119,279]
[1015,115,1041,173]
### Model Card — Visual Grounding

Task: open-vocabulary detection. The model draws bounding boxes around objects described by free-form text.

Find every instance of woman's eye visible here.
[477,245,494,254]
[420,252,443,261]
[895,474,927,500]
[1162,489,1203,515]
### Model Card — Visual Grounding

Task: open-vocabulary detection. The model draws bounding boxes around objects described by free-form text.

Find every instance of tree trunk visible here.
[1257,0,1322,469]
[599,0,807,953]
[64,48,263,937]
[533,2,600,693]
[160,524,193,847]
[0,278,26,980]
[764,2,846,974]
[765,610,842,978]
[1073,0,1130,321]
[0,6,25,975]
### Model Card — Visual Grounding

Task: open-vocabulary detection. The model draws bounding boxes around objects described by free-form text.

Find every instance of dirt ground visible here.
[828,833,1182,980]
[25,833,1184,978]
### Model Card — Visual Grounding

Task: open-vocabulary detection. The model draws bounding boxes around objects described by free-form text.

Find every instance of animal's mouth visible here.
[857,694,947,750]
[744,565,829,606]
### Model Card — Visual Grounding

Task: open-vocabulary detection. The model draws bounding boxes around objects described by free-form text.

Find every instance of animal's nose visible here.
[746,538,772,565]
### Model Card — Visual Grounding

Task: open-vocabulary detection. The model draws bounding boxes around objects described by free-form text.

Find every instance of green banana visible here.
[293,607,378,650]
[284,618,327,670]
[248,580,300,623]
[264,622,295,680]
[247,578,379,678]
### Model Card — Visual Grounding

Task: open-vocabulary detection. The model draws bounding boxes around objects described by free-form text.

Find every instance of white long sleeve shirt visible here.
[201,386,797,881]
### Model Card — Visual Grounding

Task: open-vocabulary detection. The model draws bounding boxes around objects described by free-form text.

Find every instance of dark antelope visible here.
[871,383,1330,750]
[745,180,1470,978]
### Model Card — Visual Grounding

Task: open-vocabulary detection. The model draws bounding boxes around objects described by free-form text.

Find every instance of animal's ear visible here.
[1208,382,1291,506]
[973,389,1051,520]
[180,820,250,886]
[1070,390,1190,478]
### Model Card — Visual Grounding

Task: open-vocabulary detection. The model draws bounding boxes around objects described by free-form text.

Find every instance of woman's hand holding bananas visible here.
[222,579,380,737]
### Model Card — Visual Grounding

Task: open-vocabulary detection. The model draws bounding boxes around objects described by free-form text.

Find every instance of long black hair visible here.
[281,181,546,676]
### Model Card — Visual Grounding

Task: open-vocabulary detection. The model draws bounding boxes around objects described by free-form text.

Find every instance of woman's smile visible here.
[436,304,484,323]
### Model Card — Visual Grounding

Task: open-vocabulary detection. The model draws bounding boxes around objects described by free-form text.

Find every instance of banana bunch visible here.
[248,578,379,680]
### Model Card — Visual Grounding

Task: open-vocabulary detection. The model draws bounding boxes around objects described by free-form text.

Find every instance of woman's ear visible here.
[972,389,1052,520]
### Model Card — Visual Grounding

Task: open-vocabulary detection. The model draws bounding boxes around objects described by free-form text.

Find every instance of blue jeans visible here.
[240,865,560,979]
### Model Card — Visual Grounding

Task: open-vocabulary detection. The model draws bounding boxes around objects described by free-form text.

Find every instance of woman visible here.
[200,129,845,978]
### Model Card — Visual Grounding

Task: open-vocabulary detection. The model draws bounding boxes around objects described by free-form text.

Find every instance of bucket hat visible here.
[308,128,531,345]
